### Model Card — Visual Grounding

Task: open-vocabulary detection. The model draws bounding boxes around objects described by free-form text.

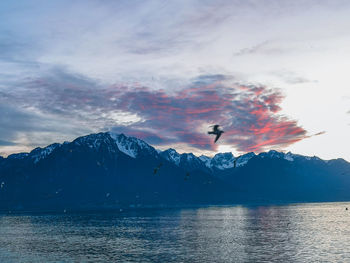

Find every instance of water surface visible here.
[1,202,350,262]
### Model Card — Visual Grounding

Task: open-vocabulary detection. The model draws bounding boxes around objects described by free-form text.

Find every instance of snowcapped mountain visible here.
[1,131,350,211]
[2,132,340,171]
[160,149,208,171]
[108,132,159,158]
[160,149,181,165]
[7,152,29,159]
[159,147,338,172]
[31,143,62,164]
[209,152,236,169]
[0,132,233,211]
[198,152,256,170]
[257,150,324,163]
[199,155,211,167]
[235,152,256,167]
[71,132,157,158]
[4,132,160,165]
[160,149,256,171]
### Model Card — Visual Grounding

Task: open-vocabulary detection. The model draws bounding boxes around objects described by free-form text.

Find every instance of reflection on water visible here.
[1,203,350,262]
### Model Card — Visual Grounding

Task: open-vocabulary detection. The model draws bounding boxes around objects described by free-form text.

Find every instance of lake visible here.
[1,202,350,262]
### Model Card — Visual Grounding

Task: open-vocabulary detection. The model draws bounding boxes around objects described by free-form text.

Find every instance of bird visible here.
[208,125,224,143]
[346,207,348,211]
[153,163,163,175]
[233,156,241,168]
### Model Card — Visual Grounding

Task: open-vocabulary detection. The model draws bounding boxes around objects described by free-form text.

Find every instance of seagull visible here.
[208,125,224,143]
[153,163,163,175]
[233,156,241,168]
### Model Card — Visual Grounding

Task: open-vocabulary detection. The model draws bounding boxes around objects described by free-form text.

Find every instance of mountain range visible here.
[0,132,349,212]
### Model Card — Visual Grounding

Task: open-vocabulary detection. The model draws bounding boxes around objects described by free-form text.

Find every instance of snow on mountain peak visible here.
[200,152,255,170]
[108,132,157,158]
[160,148,181,165]
[160,151,254,170]
[73,133,113,149]
[210,152,235,169]
[199,155,211,167]
[31,143,61,164]
[236,152,256,167]
[7,152,29,160]
[284,152,294,161]
[258,150,324,163]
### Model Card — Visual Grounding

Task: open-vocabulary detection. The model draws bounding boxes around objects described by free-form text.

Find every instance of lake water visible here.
[1,202,350,262]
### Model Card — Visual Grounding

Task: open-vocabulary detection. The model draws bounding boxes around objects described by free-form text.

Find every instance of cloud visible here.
[1,66,309,153]
[270,70,317,85]
[234,41,271,56]
[0,99,91,154]
[0,140,16,146]
[313,131,326,136]
[109,76,309,152]
[0,103,46,144]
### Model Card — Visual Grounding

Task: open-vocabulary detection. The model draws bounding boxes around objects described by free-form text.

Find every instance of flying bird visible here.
[233,156,241,168]
[208,125,224,143]
[153,163,163,175]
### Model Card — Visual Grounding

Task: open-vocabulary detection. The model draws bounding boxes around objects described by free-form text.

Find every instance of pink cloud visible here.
[17,71,310,153]
[108,76,308,153]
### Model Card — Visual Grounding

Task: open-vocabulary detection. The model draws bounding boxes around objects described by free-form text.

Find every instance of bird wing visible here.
[214,132,222,143]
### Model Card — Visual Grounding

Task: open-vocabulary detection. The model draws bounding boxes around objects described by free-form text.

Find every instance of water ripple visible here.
[1,203,350,262]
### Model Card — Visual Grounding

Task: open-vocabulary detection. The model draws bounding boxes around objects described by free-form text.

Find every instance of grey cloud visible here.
[234,41,270,56]
[0,101,91,150]
[0,66,308,153]
[271,70,317,85]
[0,140,16,146]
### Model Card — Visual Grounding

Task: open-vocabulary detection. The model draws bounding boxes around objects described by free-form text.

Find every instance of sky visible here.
[0,0,350,160]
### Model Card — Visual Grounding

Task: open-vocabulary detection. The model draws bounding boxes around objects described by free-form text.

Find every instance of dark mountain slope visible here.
[1,133,350,211]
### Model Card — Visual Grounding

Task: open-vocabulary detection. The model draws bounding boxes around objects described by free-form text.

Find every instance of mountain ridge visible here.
[0,132,349,212]
[2,131,346,168]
